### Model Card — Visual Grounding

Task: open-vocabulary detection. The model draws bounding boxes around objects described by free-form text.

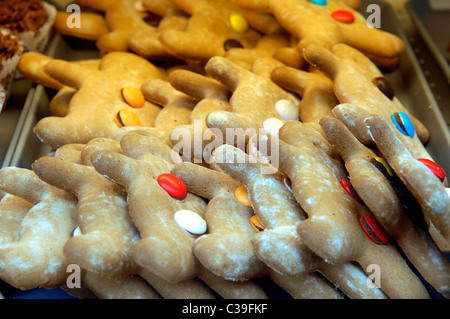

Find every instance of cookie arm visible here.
[168,69,230,101]
[365,115,450,241]
[44,59,92,91]
[17,52,64,90]
[303,44,341,80]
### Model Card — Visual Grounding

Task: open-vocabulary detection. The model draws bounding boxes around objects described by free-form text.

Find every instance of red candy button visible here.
[340,177,363,204]
[417,158,446,182]
[359,215,389,245]
[157,173,187,199]
[331,10,355,23]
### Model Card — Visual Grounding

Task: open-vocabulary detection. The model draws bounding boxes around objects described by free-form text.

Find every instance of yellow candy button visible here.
[249,215,265,233]
[228,13,249,33]
[234,185,252,207]
[114,109,142,128]
[121,86,145,108]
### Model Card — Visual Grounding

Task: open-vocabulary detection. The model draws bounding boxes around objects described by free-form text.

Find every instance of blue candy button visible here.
[310,0,327,5]
[391,112,415,138]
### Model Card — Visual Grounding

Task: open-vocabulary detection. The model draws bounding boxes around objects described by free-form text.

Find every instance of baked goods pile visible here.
[0,0,449,299]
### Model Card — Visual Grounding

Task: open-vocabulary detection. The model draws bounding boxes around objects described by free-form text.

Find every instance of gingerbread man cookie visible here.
[33,51,163,148]
[37,139,221,298]
[237,0,405,68]
[167,68,231,164]
[204,56,300,145]
[270,65,338,132]
[364,114,450,244]
[158,0,262,62]
[211,143,388,299]
[303,43,430,153]
[172,161,386,299]
[263,124,430,299]
[0,167,77,290]
[320,114,450,298]
[90,132,267,298]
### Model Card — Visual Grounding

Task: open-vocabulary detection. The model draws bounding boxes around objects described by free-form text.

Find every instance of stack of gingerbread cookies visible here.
[0,0,448,299]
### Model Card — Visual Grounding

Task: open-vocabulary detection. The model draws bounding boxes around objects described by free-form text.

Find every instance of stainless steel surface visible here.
[0,78,35,168]
[406,0,450,84]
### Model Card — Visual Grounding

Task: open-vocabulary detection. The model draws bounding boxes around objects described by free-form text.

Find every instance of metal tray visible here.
[0,0,449,299]
[406,0,450,84]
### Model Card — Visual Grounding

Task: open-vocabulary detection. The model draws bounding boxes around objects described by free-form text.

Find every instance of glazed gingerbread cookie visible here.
[270,64,338,133]
[172,161,386,299]
[32,153,139,277]
[259,123,430,299]
[204,56,300,146]
[33,51,163,148]
[320,114,450,298]
[303,43,430,153]
[237,0,405,68]
[90,131,267,298]
[18,52,101,117]
[0,167,77,290]
[158,0,262,62]
[35,139,219,299]
[211,143,388,299]
[364,114,450,244]
[0,189,158,299]
[167,68,231,164]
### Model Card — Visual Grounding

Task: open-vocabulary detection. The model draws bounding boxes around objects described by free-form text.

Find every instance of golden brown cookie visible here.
[320,114,450,298]
[33,52,163,148]
[365,114,450,244]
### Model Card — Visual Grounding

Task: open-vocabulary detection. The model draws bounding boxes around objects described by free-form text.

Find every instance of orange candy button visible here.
[234,185,252,207]
[114,109,142,127]
[249,215,265,233]
[121,86,145,108]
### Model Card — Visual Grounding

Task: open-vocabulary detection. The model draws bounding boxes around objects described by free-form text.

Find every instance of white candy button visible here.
[72,227,82,237]
[174,210,207,238]
[274,99,299,121]
[263,117,284,137]
[445,187,450,198]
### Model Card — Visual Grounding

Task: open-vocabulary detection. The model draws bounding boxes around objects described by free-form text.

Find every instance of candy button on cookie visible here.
[235,185,252,207]
[340,177,363,204]
[391,112,415,138]
[121,86,145,108]
[284,177,293,193]
[310,0,327,5]
[330,10,354,23]
[417,158,446,182]
[372,77,394,100]
[249,215,265,233]
[114,109,142,127]
[263,117,284,137]
[228,13,249,33]
[157,173,188,199]
[72,227,82,237]
[275,99,299,121]
[223,39,244,51]
[371,156,395,180]
[174,210,207,238]
[359,215,389,245]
